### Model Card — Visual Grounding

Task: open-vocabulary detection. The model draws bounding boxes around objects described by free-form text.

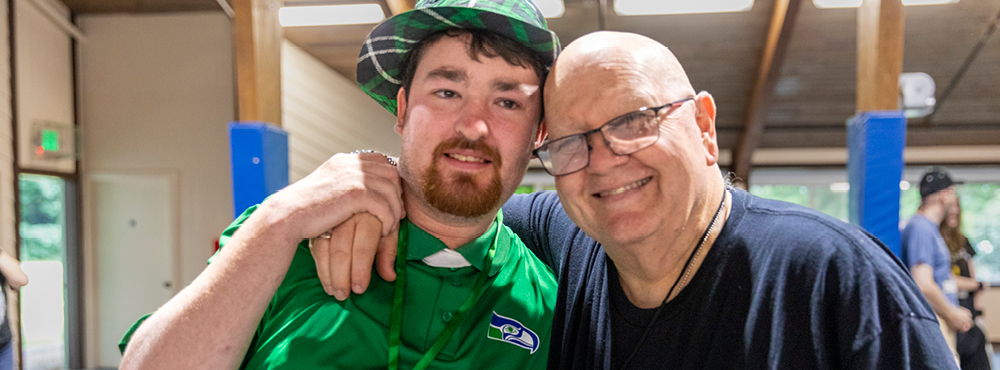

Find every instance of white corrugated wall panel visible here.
[281,40,399,182]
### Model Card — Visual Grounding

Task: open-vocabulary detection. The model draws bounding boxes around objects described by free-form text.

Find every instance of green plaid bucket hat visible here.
[357,0,561,115]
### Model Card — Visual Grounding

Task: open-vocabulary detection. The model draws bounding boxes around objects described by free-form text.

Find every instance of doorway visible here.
[18,174,70,370]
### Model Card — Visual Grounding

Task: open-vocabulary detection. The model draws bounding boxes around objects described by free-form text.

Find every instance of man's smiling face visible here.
[396,33,543,219]
[543,32,719,250]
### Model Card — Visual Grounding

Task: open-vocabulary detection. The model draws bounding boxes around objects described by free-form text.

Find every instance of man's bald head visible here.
[539,31,722,251]
[545,31,696,112]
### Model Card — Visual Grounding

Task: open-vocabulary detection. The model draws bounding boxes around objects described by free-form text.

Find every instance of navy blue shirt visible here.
[502,188,956,370]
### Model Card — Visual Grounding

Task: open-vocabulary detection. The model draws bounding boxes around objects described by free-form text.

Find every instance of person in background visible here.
[941,198,993,370]
[902,166,973,364]
[0,250,28,370]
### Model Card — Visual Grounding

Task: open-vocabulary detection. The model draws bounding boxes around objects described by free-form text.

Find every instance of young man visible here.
[902,167,973,363]
[316,32,958,369]
[118,1,561,369]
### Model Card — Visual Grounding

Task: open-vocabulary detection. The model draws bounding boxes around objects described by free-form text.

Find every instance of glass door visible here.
[18,174,68,370]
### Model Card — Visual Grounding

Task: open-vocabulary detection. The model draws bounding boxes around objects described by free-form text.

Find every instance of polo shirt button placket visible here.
[451,277,462,287]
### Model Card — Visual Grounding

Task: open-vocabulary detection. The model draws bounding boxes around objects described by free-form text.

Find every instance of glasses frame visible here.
[533,96,695,176]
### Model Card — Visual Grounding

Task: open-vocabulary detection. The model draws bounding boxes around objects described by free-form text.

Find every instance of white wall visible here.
[282,40,399,182]
[15,0,75,173]
[77,12,235,367]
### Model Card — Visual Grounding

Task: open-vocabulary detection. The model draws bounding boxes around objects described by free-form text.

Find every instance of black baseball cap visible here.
[919,166,963,198]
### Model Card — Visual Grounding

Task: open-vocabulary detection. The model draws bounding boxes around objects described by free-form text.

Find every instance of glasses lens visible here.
[535,148,555,174]
[603,111,659,155]
[540,134,589,175]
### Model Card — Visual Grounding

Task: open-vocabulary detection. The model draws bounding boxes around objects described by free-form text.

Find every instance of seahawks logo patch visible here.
[487,311,539,354]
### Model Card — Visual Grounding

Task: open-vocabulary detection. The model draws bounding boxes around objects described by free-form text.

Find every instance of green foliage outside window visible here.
[515,185,535,194]
[19,175,65,262]
[748,184,849,222]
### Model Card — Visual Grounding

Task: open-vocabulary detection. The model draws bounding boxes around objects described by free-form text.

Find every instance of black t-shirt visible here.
[502,188,957,370]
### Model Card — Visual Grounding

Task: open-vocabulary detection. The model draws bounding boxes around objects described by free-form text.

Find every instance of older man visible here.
[316,31,957,369]
[118,1,562,369]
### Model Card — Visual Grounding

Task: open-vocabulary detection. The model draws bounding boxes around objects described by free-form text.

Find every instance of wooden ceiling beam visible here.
[731,0,802,187]
[856,0,905,111]
[234,0,284,126]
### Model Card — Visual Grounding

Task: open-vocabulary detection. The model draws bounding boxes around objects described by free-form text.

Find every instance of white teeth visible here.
[447,153,487,163]
[598,177,651,197]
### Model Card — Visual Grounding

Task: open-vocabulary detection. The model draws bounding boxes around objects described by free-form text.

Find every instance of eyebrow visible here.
[492,79,522,92]
[425,67,467,83]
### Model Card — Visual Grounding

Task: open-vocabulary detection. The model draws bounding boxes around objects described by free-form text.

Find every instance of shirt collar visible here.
[403,210,510,276]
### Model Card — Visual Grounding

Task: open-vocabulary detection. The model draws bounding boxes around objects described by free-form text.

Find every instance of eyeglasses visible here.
[533,96,695,176]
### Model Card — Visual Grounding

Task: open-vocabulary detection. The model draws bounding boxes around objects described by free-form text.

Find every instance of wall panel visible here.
[281,40,399,182]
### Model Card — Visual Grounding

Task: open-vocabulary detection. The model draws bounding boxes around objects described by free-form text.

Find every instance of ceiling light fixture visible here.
[813,0,958,8]
[615,0,755,16]
[534,0,566,18]
[279,4,386,27]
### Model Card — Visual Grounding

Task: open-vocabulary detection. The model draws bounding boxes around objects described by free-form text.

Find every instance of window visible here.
[749,167,1000,282]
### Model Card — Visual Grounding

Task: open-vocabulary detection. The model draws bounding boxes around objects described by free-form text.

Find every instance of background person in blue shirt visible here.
[901,166,974,363]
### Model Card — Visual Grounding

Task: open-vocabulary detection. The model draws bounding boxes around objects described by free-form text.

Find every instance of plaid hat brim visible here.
[357,6,560,115]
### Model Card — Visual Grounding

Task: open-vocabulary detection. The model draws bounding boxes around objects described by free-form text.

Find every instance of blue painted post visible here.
[847,111,906,257]
[229,122,289,218]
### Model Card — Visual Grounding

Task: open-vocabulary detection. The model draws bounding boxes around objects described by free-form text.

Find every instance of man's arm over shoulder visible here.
[119,203,302,370]
[120,152,403,370]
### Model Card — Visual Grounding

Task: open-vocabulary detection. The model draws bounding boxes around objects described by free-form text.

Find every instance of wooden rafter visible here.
[731,0,801,187]
[857,0,905,111]
[234,0,284,126]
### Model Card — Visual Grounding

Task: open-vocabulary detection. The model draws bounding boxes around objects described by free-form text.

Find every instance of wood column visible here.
[233,0,283,126]
[857,0,905,111]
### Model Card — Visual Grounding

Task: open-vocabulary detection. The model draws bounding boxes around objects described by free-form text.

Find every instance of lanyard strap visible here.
[388,221,498,370]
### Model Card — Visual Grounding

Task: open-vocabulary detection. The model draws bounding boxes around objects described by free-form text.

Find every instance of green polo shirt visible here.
[120,205,556,370]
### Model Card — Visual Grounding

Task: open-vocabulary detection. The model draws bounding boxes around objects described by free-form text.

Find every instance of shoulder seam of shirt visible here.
[845,310,938,365]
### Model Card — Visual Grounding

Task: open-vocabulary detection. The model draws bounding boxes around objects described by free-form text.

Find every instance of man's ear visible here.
[395,88,407,135]
[532,120,548,156]
[694,91,719,166]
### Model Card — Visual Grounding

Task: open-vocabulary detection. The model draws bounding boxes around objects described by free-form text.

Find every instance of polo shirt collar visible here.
[403,210,510,276]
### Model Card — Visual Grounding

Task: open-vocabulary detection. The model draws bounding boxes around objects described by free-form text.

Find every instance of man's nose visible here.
[456,101,490,141]
[585,133,628,173]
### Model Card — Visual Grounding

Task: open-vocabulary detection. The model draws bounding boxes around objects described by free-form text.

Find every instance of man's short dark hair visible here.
[400,28,548,119]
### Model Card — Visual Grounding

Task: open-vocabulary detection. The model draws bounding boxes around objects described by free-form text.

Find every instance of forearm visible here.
[120,204,301,370]
[915,277,957,318]
[953,275,980,292]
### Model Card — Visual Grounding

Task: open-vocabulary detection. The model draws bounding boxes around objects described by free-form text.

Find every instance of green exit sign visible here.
[41,129,59,152]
